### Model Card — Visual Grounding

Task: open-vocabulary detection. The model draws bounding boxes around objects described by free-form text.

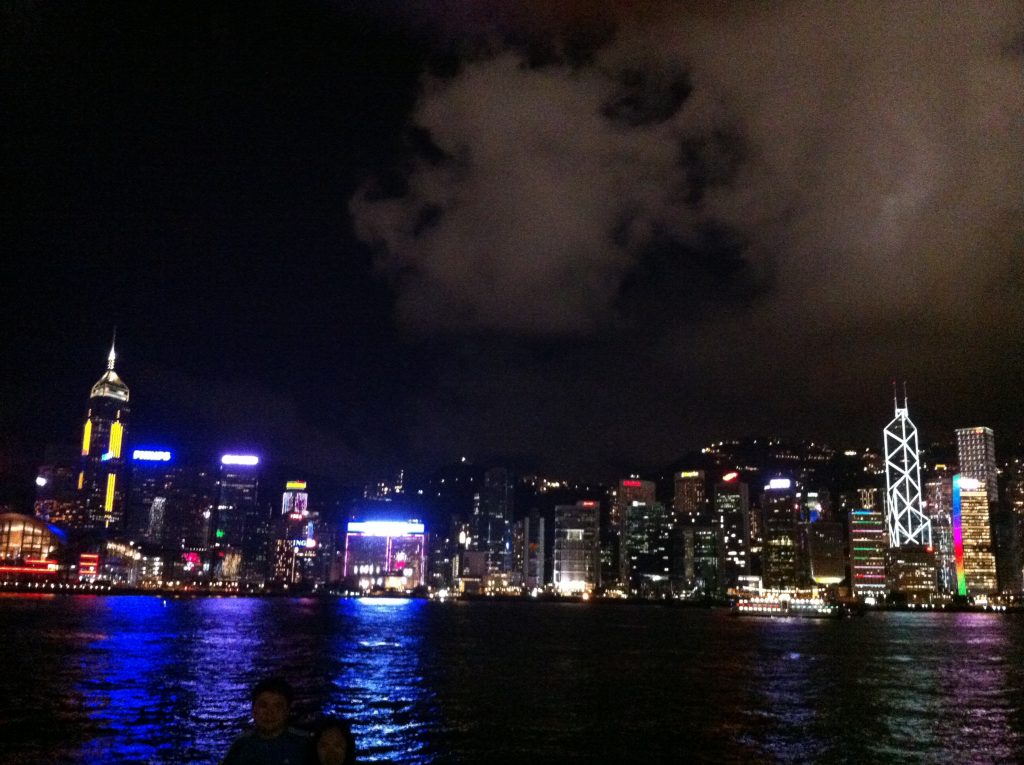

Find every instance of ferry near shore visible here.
[733,591,847,619]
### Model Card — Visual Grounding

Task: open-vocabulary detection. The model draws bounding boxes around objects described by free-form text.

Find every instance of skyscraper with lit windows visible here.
[761,478,802,589]
[76,339,130,535]
[553,501,600,594]
[714,473,749,585]
[955,427,998,504]
[951,474,997,596]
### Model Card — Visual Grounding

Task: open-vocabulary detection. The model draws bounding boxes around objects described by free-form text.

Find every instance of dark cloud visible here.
[350,2,1024,471]
[354,3,1023,339]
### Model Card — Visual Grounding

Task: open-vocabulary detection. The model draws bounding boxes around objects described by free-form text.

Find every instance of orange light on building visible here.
[104,474,116,520]
[81,419,93,455]
[109,421,124,458]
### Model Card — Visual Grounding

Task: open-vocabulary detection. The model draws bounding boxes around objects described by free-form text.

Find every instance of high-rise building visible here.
[343,519,427,591]
[955,427,998,504]
[714,473,749,585]
[951,474,997,596]
[1006,458,1024,593]
[553,501,600,594]
[923,466,956,593]
[848,505,887,599]
[761,478,802,590]
[212,454,263,584]
[673,471,708,526]
[681,526,724,596]
[472,467,514,573]
[514,509,545,590]
[886,547,937,603]
[883,392,930,547]
[76,340,130,535]
[806,520,845,585]
[623,501,671,596]
[33,462,79,528]
[272,480,321,587]
[611,478,655,586]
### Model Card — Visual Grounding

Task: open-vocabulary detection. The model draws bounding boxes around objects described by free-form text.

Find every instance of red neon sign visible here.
[722,472,739,483]
[621,480,643,488]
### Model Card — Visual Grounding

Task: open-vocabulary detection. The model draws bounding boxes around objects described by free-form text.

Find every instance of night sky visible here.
[4,2,1023,482]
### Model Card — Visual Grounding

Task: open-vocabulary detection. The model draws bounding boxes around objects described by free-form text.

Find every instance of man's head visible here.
[250,677,294,738]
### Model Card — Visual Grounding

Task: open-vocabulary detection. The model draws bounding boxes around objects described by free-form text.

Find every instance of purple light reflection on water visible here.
[0,596,1023,763]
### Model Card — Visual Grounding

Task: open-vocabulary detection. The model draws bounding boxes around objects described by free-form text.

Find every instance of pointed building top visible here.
[91,331,129,402]
[107,332,117,370]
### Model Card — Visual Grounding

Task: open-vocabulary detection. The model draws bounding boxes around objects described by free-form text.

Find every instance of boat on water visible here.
[734,594,847,619]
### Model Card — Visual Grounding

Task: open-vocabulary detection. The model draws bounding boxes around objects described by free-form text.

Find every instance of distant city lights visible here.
[221,454,259,466]
[132,449,172,462]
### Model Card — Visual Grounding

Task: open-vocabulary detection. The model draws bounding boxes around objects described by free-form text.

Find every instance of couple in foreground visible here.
[222,677,356,765]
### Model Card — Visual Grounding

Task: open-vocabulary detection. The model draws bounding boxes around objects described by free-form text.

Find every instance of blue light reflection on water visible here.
[323,598,442,764]
[2,596,1024,763]
[66,596,439,763]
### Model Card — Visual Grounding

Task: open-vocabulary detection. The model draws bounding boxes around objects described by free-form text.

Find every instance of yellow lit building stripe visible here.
[104,473,117,513]
[78,471,85,490]
[81,419,92,455]
[109,421,124,458]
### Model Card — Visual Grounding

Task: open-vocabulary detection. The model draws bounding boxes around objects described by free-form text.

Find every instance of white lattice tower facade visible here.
[884,401,931,547]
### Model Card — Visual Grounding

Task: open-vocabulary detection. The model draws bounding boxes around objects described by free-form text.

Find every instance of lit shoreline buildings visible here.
[4,344,1022,604]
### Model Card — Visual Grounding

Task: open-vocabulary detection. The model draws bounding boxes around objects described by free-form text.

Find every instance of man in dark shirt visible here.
[222,677,312,765]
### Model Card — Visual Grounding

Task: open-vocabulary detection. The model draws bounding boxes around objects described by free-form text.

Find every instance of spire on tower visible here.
[107,328,117,371]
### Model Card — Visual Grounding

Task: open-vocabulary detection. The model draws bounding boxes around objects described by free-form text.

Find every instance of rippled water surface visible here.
[1,595,1023,763]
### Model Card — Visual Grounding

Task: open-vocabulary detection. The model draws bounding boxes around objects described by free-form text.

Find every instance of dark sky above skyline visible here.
[4,2,1023,481]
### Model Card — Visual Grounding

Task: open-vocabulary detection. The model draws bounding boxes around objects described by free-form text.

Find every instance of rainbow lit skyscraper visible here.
[951,474,997,597]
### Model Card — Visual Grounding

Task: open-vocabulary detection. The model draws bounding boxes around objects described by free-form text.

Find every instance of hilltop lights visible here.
[220,454,259,466]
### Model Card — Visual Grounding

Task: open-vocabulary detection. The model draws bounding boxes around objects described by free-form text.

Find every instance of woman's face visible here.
[317,728,349,765]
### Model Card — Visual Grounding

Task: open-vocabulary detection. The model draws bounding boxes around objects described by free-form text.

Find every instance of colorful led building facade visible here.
[343,520,426,591]
[883,393,931,547]
[951,474,997,596]
[77,340,130,534]
[848,507,887,597]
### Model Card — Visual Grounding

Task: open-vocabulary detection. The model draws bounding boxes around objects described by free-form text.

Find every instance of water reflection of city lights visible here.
[357,597,412,607]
